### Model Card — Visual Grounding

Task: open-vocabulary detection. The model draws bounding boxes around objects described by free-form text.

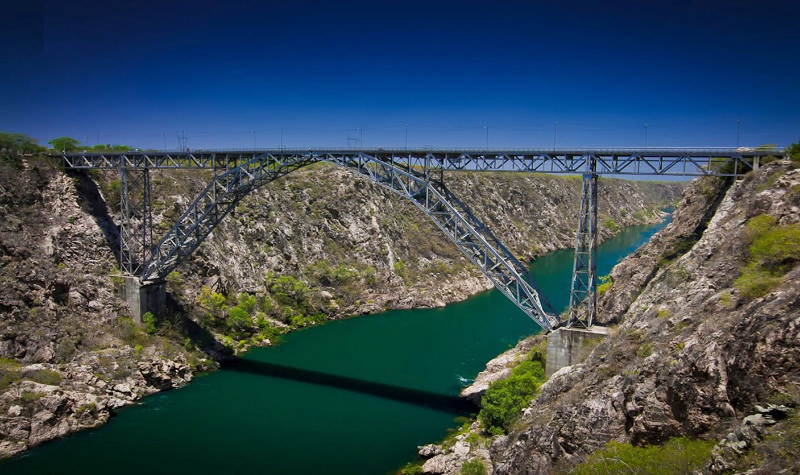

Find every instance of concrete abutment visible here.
[546,326,609,377]
[122,277,166,323]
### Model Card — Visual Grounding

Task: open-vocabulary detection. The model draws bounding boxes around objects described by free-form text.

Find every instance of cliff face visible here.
[434,161,799,474]
[0,156,682,458]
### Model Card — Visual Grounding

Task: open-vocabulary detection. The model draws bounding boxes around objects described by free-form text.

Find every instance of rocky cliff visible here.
[420,160,800,474]
[0,156,682,458]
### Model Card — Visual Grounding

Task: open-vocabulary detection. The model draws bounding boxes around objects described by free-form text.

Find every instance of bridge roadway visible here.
[58,147,784,331]
[62,147,781,176]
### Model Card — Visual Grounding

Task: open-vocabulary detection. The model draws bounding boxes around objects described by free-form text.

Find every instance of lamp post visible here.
[484,124,489,149]
[405,123,408,151]
[252,130,256,149]
[358,127,363,148]
[553,121,558,151]
[645,123,649,148]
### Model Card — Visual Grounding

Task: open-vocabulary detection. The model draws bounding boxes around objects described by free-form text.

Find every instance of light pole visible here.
[252,130,256,149]
[484,124,489,149]
[358,127,363,148]
[280,127,284,150]
[645,123,649,148]
[405,123,408,151]
[553,121,558,151]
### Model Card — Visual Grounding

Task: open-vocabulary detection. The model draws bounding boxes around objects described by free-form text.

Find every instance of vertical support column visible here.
[119,164,153,276]
[568,157,598,328]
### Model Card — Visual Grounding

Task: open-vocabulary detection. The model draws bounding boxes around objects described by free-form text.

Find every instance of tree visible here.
[48,136,81,152]
[0,132,40,155]
[788,139,800,162]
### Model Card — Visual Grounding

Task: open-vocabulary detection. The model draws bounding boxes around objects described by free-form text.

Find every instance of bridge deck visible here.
[59,147,784,176]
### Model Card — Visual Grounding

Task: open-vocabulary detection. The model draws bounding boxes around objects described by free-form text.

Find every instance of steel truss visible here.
[61,147,781,177]
[119,166,153,275]
[568,171,599,328]
[138,153,312,282]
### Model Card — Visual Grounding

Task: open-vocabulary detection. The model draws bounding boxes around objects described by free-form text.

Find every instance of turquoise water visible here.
[1,218,669,474]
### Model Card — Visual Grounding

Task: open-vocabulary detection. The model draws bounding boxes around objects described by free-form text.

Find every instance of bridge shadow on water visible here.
[222,358,475,416]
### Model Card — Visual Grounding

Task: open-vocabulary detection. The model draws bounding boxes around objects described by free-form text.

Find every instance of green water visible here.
[2,218,669,474]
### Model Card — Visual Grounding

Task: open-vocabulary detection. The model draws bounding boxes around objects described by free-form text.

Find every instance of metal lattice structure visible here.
[568,172,599,328]
[139,153,313,282]
[119,167,153,275]
[60,147,783,330]
[61,147,779,176]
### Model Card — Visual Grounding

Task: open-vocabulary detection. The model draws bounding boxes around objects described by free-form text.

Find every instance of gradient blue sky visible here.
[2,0,799,150]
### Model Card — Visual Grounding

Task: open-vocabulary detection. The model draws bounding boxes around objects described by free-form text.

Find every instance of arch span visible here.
[139,152,559,331]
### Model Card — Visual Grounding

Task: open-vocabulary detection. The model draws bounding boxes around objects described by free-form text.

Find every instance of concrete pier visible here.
[122,277,166,322]
[546,326,610,377]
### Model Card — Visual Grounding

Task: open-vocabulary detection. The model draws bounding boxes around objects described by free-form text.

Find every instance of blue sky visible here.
[2,0,799,150]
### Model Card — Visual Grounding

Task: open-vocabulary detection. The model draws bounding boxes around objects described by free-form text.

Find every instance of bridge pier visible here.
[122,277,166,322]
[545,326,609,377]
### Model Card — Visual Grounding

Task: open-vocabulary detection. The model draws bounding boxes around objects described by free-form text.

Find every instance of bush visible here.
[27,369,61,386]
[735,215,800,299]
[571,437,716,475]
[460,458,486,475]
[141,312,157,335]
[0,357,22,392]
[479,352,546,435]
[735,263,783,299]
[597,275,612,296]
[399,462,424,475]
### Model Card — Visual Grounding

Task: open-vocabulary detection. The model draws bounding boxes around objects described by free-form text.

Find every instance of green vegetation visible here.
[141,311,157,335]
[460,458,486,475]
[479,344,547,435]
[27,368,62,386]
[735,214,800,298]
[48,136,81,152]
[194,272,333,350]
[597,274,612,296]
[602,217,620,234]
[399,462,424,475]
[788,138,800,163]
[571,437,716,475]
[0,357,22,391]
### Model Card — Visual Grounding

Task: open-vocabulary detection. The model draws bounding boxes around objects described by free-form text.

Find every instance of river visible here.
[1,217,670,474]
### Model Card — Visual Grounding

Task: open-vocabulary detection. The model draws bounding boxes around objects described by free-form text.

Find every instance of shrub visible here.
[399,462,424,475]
[602,217,620,234]
[735,215,800,299]
[27,369,61,386]
[479,355,546,435]
[141,312,157,335]
[460,459,486,475]
[226,306,253,334]
[0,357,22,391]
[735,263,783,299]
[571,437,716,475]
[597,275,612,296]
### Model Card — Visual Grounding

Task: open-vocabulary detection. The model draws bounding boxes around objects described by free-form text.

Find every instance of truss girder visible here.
[137,154,311,282]
[119,167,152,275]
[568,173,599,329]
[61,148,781,177]
[320,152,559,331]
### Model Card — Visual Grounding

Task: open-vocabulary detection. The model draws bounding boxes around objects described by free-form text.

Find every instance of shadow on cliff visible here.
[222,358,475,415]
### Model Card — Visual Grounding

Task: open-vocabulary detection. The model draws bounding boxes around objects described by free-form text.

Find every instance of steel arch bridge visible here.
[59,147,783,331]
